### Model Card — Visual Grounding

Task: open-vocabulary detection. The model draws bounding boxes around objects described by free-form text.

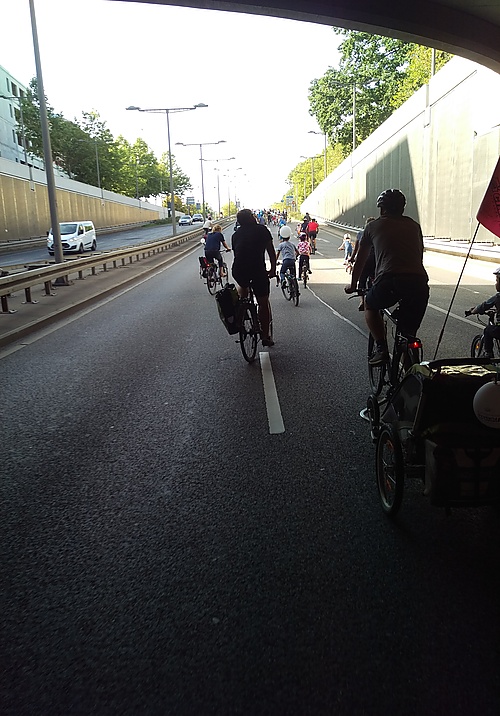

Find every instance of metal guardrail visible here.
[0,226,207,314]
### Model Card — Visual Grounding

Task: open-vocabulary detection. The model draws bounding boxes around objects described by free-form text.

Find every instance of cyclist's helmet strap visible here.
[376,189,406,215]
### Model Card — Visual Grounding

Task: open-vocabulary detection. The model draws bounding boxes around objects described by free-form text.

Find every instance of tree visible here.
[308,31,452,155]
[391,46,453,107]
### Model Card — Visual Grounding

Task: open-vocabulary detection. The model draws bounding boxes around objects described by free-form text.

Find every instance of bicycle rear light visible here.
[408,339,422,350]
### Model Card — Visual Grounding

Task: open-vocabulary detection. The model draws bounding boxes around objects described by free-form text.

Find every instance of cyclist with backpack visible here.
[465,267,500,358]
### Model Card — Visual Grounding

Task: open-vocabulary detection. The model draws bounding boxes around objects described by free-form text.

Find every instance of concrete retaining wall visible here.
[0,158,169,243]
[302,57,500,244]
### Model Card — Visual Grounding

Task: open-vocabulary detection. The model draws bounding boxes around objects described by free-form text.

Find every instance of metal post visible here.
[199,144,206,219]
[29,0,64,265]
[324,132,327,180]
[311,157,315,192]
[216,171,221,217]
[166,110,176,236]
[352,83,356,153]
[94,139,103,200]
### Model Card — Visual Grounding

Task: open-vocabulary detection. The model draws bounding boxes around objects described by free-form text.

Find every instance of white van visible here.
[47,221,97,255]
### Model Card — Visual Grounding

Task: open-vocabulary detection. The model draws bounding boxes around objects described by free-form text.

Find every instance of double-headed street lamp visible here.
[126,103,208,236]
[175,140,226,219]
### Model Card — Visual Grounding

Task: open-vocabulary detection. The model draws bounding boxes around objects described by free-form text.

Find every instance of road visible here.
[0,222,201,267]
[2,224,500,716]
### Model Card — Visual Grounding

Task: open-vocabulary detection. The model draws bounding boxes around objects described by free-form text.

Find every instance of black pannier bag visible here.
[215,283,240,334]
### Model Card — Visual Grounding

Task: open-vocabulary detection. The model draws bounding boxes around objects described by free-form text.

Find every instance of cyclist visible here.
[345,189,429,365]
[301,213,311,234]
[338,233,353,265]
[297,232,312,277]
[204,224,231,276]
[231,208,277,347]
[203,215,213,237]
[306,217,319,252]
[276,225,299,286]
[466,267,500,357]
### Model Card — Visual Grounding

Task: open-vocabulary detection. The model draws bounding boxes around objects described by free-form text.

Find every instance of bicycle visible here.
[467,308,500,358]
[206,251,230,296]
[352,291,423,398]
[237,286,273,363]
[280,265,300,306]
[300,261,309,289]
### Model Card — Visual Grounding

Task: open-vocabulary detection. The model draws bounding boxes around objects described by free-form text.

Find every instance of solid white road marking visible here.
[259,351,285,434]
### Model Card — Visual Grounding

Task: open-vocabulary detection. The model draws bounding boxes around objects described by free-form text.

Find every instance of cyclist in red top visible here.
[306,218,319,253]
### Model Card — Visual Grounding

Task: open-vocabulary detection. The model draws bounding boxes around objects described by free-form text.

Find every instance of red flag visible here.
[477,156,500,238]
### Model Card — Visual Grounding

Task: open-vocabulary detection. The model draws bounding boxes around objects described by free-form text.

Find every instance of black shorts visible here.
[232,266,270,298]
[205,250,222,266]
[308,231,317,239]
[365,274,429,335]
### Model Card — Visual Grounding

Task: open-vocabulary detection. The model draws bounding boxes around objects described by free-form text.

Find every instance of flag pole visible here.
[432,221,481,360]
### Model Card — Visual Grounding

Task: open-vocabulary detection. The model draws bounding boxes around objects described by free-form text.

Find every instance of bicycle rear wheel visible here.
[292,278,300,306]
[302,269,308,289]
[239,302,259,363]
[471,334,484,357]
[281,277,292,301]
[220,263,229,287]
[207,267,218,295]
[368,333,386,396]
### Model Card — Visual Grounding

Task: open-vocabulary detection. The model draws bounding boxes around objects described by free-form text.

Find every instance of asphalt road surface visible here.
[0,222,199,267]
[2,224,500,716]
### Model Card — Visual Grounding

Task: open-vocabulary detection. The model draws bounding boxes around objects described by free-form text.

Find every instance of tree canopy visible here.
[18,79,193,204]
[308,31,452,154]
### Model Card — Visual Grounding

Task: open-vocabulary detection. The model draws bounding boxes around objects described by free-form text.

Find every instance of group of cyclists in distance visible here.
[202,190,499,361]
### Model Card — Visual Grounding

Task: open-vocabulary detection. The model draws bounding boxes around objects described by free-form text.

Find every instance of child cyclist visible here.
[276,225,299,286]
[466,266,500,357]
[297,232,312,277]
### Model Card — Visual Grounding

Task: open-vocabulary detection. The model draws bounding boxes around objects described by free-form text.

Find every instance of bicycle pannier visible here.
[199,256,210,278]
[215,283,240,335]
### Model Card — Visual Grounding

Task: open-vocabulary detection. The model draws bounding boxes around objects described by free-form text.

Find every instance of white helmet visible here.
[473,381,500,429]
[279,225,291,239]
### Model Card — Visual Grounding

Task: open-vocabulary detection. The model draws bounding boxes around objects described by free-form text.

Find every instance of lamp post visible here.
[300,155,315,194]
[175,140,226,219]
[126,103,207,236]
[203,157,235,216]
[308,130,328,180]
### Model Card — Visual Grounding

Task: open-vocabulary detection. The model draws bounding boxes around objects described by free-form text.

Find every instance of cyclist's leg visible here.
[396,276,429,337]
[483,324,500,355]
[298,255,304,276]
[252,273,273,343]
[365,278,398,361]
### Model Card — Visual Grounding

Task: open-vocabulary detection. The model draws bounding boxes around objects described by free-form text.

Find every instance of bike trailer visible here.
[215,283,240,335]
[380,359,500,508]
[199,256,210,278]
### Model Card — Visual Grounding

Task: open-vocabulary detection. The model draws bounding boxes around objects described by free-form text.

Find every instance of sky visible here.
[2,0,341,210]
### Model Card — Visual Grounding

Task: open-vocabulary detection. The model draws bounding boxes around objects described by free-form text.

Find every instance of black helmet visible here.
[376,189,406,215]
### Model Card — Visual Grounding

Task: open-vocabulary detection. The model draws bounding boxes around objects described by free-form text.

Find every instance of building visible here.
[0,65,43,170]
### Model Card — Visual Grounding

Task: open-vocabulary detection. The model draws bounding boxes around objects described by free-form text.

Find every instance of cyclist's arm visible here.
[471,295,497,314]
[346,240,371,292]
[266,240,277,276]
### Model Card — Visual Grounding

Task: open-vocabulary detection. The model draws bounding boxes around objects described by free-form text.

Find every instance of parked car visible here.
[191,214,204,224]
[47,221,96,255]
[178,214,192,226]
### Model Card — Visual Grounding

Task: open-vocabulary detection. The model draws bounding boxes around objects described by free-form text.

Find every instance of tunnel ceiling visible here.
[111,0,500,75]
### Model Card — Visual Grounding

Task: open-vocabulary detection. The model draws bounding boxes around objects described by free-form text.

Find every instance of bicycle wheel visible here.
[302,268,308,289]
[368,333,386,397]
[220,263,229,287]
[239,302,258,363]
[366,394,380,442]
[281,276,292,301]
[471,334,484,358]
[292,278,300,306]
[206,267,218,295]
[376,424,404,517]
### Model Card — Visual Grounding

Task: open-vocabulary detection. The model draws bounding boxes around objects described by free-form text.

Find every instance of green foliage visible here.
[391,47,453,107]
[308,31,452,154]
[17,78,193,201]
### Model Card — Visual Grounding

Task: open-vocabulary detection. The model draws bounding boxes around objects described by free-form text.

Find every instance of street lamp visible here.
[175,140,226,219]
[308,130,328,181]
[300,155,315,193]
[73,137,103,201]
[0,94,35,189]
[126,103,208,236]
[203,157,235,216]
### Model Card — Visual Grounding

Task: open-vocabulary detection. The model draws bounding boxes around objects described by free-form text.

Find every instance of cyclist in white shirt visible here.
[203,216,213,236]
[276,225,299,286]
